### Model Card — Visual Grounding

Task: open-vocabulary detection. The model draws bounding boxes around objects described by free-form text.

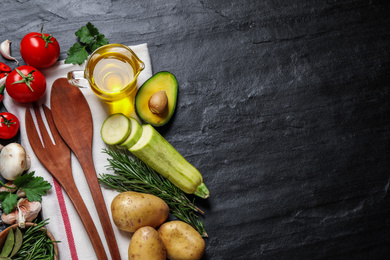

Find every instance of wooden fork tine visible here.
[42,104,63,145]
[33,104,53,148]
[25,108,43,149]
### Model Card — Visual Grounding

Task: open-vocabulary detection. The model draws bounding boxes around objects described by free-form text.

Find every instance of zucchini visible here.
[117,117,143,149]
[130,124,209,198]
[101,113,131,145]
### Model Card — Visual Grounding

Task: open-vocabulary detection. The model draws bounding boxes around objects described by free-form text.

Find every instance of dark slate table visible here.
[1,1,389,259]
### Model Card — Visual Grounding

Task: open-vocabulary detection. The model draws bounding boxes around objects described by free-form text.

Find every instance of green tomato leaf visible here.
[1,193,18,215]
[65,42,89,65]
[14,172,52,202]
[90,33,109,53]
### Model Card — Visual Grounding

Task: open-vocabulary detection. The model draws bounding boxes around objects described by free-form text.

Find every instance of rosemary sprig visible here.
[12,219,59,260]
[99,147,207,237]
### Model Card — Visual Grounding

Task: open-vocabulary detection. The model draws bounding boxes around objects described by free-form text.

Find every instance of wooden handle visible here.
[62,181,108,260]
[76,150,121,260]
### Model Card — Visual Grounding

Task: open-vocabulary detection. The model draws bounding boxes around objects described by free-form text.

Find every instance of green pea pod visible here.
[10,228,23,257]
[0,228,14,257]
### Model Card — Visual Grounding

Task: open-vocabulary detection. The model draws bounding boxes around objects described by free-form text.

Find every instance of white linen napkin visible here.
[2,43,153,260]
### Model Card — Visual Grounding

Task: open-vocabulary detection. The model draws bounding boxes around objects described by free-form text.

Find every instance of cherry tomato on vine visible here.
[5,65,46,103]
[20,28,60,69]
[0,112,20,139]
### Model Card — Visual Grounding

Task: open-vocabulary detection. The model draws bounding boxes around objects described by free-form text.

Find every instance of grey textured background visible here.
[1,0,390,259]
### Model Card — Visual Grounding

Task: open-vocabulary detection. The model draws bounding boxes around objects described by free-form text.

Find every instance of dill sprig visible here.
[99,147,207,237]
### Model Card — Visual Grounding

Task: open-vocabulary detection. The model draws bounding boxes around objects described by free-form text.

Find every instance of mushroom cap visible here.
[0,143,27,181]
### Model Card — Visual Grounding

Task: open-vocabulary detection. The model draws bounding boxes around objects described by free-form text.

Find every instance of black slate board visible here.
[1,1,390,259]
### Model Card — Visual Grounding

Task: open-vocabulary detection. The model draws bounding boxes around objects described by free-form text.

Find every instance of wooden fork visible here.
[25,104,108,260]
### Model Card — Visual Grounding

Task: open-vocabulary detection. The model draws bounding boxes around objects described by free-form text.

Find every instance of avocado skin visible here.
[135,71,178,127]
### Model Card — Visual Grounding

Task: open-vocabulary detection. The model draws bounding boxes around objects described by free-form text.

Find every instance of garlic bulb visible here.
[1,199,42,227]
[0,39,18,63]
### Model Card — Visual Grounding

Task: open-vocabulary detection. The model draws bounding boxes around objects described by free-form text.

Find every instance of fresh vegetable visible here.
[99,148,207,237]
[20,27,60,69]
[0,172,52,214]
[2,199,42,228]
[0,72,7,79]
[0,39,18,63]
[158,221,205,260]
[10,219,58,260]
[5,65,46,103]
[100,114,210,199]
[128,226,167,260]
[135,71,178,127]
[0,61,11,72]
[111,191,169,233]
[65,22,109,65]
[101,113,131,145]
[0,143,29,180]
[131,124,209,198]
[0,112,20,139]
[117,117,143,149]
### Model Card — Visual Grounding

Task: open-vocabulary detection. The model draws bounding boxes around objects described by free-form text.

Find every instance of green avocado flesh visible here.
[135,71,178,127]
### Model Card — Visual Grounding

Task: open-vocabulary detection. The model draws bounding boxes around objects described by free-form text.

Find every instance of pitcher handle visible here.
[67,70,90,88]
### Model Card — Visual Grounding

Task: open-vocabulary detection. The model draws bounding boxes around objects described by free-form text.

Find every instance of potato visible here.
[158,221,205,260]
[128,226,166,259]
[111,191,169,232]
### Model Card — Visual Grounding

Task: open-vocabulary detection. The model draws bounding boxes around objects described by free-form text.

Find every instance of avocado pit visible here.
[149,90,168,114]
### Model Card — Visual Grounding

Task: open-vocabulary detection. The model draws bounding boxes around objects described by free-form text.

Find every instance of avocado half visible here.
[135,71,178,127]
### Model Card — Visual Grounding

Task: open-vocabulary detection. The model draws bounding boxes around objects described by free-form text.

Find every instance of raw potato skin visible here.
[111,191,169,232]
[128,226,167,260]
[158,221,205,260]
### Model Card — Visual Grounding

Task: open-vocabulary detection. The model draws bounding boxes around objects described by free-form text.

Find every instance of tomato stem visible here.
[39,24,54,48]
[11,68,35,92]
[0,115,16,128]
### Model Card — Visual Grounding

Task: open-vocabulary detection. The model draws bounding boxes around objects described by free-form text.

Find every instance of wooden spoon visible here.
[50,78,121,260]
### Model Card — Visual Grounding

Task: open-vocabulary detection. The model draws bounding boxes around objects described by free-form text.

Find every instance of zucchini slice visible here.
[101,113,131,145]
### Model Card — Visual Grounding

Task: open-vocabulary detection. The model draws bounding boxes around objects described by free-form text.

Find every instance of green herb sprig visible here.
[0,172,52,214]
[99,147,207,237]
[65,22,109,65]
[11,219,59,260]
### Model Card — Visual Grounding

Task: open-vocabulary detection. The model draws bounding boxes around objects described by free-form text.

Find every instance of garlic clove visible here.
[0,181,17,193]
[1,210,17,225]
[16,189,26,198]
[17,198,42,222]
[0,39,18,64]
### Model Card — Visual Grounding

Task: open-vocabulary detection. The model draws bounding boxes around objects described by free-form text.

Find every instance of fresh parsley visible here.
[0,172,52,214]
[65,22,109,65]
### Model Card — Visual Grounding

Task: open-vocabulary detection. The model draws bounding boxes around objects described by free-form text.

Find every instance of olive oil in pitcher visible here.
[68,44,145,118]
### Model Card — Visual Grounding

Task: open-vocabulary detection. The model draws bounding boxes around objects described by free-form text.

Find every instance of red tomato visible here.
[5,65,46,103]
[0,62,11,72]
[0,112,20,139]
[20,31,60,69]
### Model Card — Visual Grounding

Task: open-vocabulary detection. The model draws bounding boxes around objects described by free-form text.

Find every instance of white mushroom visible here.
[0,143,31,181]
[1,199,42,227]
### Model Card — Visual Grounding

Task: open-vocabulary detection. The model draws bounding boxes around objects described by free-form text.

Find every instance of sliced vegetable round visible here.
[101,113,131,145]
[5,66,46,103]
[0,112,20,139]
[117,117,143,149]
